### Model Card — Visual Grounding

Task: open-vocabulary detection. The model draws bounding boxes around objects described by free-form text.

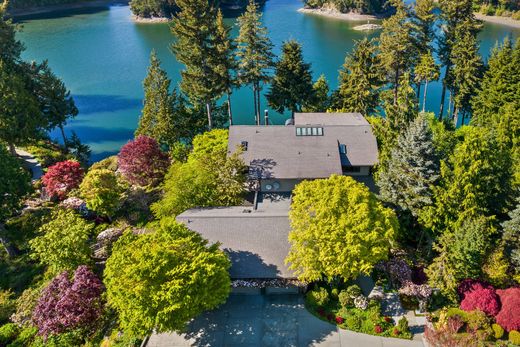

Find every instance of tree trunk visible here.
[253,84,258,125]
[59,124,68,151]
[0,224,19,258]
[453,107,459,127]
[206,102,212,130]
[256,87,262,125]
[448,92,453,121]
[438,63,451,120]
[422,80,429,113]
[227,92,233,126]
[417,82,422,108]
[393,67,400,106]
[8,143,16,156]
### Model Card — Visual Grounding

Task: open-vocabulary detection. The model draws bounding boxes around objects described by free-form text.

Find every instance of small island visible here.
[299,0,387,22]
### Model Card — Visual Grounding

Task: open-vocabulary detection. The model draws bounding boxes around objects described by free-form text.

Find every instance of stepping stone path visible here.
[15,148,43,181]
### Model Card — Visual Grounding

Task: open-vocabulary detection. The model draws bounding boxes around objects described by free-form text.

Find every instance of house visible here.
[227,112,378,193]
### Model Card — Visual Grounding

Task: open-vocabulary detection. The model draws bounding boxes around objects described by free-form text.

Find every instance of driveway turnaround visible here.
[145,294,425,347]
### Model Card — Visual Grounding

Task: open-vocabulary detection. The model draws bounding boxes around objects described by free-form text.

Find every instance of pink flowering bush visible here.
[42,160,84,200]
[32,266,104,337]
[495,288,520,332]
[118,136,170,187]
[399,281,433,300]
[380,258,412,287]
[374,325,383,334]
[460,287,500,317]
[457,279,492,301]
[335,316,344,324]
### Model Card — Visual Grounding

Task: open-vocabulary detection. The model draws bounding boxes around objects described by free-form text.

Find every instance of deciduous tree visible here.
[79,169,124,218]
[104,219,231,335]
[42,160,84,201]
[286,175,398,282]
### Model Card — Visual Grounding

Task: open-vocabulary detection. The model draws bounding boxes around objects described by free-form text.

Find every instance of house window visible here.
[339,144,347,154]
[296,127,302,136]
[343,166,361,173]
[296,127,324,136]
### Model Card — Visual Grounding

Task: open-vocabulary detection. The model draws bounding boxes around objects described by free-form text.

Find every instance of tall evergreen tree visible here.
[450,22,484,125]
[379,0,417,106]
[303,74,331,112]
[377,113,439,218]
[334,38,382,115]
[266,40,314,117]
[383,72,418,133]
[236,0,274,125]
[214,10,237,125]
[414,0,436,55]
[437,0,480,119]
[171,0,223,129]
[0,1,23,68]
[414,51,440,112]
[472,37,519,127]
[502,201,520,282]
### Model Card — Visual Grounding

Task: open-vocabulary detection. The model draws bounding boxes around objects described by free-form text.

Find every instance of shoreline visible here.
[475,13,520,29]
[298,8,383,22]
[132,15,169,23]
[8,0,128,18]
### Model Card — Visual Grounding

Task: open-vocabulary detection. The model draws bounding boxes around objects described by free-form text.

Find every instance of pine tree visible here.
[437,0,480,119]
[236,0,274,125]
[450,21,484,125]
[334,38,382,115]
[171,0,223,129]
[472,37,519,127]
[383,72,418,133]
[502,201,520,281]
[377,113,439,218]
[0,1,23,68]
[266,40,314,117]
[302,74,330,112]
[414,51,440,112]
[414,0,436,55]
[214,9,237,125]
[379,0,417,106]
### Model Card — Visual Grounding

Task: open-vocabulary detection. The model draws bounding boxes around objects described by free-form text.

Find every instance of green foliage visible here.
[414,0,436,54]
[29,209,94,274]
[306,287,330,308]
[90,155,118,172]
[286,175,398,282]
[7,326,37,347]
[10,285,43,327]
[80,169,124,217]
[152,129,245,218]
[0,290,15,323]
[492,323,504,339]
[130,0,176,18]
[266,40,315,115]
[0,323,18,345]
[398,316,409,333]
[303,74,331,112]
[382,72,418,133]
[0,145,31,222]
[104,219,231,335]
[303,0,386,14]
[510,330,520,345]
[24,140,67,168]
[333,38,382,115]
[377,113,439,218]
[414,51,440,112]
[338,285,362,307]
[482,245,510,288]
[502,201,520,281]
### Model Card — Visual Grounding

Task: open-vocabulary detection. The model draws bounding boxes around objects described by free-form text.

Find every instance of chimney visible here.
[264,110,269,126]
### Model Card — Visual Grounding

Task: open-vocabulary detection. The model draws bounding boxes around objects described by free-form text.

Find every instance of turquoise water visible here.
[16,1,520,160]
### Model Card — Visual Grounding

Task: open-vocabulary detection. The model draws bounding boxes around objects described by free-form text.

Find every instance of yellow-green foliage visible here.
[104,218,231,336]
[80,169,124,217]
[286,175,398,282]
[306,287,329,307]
[510,330,520,345]
[492,323,504,339]
[0,290,15,323]
[483,246,510,287]
[89,155,118,172]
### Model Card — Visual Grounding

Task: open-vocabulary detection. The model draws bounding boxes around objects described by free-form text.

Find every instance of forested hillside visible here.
[302,0,387,14]
[8,0,91,10]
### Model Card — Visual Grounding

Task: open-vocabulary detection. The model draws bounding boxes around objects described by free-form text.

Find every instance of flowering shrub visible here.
[457,279,492,301]
[460,287,500,316]
[374,325,383,334]
[354,296,368,310]
[42,160,84,200]
[495,288,520,332]
[118,136,170,187]
[399,281,433,300]
[32,266,104,337]
[335,316,344,324]
[386,258,412,287]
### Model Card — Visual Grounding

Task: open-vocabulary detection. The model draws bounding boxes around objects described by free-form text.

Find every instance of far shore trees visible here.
[286,175,398,283]
[104,219,231,335]
[236,0,274,125]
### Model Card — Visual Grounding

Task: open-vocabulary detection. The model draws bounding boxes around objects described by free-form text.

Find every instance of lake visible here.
[16,0,520,161]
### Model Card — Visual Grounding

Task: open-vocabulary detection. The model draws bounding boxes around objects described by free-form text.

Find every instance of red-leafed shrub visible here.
[118,136,170,187]
[42,160,84,200]
[457,279,493,301]
[460,287,500,316]
[32,266,104,337]
[374,325,383,334]
[335,316,344,324]
[495,288,520,332]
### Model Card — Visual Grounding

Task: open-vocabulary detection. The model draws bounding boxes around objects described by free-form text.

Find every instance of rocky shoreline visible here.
[298,7,384,22]
[475,13,520,29]
[132,15,169,23]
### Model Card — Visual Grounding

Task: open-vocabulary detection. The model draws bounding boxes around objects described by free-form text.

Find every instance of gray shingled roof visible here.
[176,207,293,279]
[228,113,378,180]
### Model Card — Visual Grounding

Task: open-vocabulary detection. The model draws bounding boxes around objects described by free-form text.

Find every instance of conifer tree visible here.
[266,40,314,117]
[437,0,480,119]
[171,0,223,129]
[214,10,237,125]
[414,51,440,112]
[334,38,382,115]
[379,0,417,106]
[377,113,439,218]
[303,74,330,112]
[472,38,519,127]
[450,22,484,125]
[414,0,436,55]
[0,1,23,68]
[383,72,418,133]
[236,0,274,125]
[502,201,520,282]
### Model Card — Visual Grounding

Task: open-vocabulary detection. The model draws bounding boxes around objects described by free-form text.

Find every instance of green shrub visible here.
[25,141,67,168]
[513,11,520,20]
[90,155,118,172]
[510,330,520,345]
[465,310,491,332]
[339,285,362,307]
[398,317,410,333]
[0,323,19,345]
[331,288,339,300]
[307,287,329,307]
[492,323,504,339]
[345,314,362,331]
[346,284,362,298]
[0,290,15,323]
[8,326,37,347]
[80,169,124,217]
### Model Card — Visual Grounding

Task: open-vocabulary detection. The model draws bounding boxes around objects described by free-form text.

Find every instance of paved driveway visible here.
[145,294,425,347]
